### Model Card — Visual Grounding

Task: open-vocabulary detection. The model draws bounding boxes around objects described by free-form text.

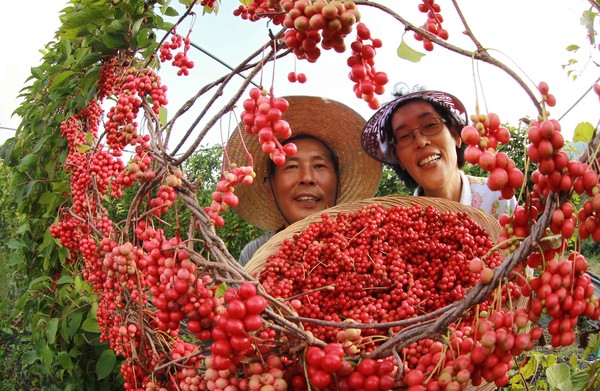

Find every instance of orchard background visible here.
[1,0,600,390]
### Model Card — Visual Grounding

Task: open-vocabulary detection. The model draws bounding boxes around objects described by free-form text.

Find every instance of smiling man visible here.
[226,95,382,266]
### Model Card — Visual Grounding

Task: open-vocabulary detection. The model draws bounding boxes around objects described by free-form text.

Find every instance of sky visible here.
[1,0,599,150]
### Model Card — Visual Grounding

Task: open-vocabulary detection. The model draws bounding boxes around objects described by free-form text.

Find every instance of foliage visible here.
[0,0,176,388]
[505,333,600,390]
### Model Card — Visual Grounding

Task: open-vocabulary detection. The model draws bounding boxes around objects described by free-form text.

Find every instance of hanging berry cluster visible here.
[348,23,388,109]
[461,112,524,200]
[240,88,297,165]
[234,0,388,107]
[205,164,256,226]
[160,27,195,76]
[523,251,600,348]
[413,0,449,51]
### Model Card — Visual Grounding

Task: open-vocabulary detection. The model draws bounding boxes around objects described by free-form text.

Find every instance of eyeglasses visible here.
[391,118,447,148]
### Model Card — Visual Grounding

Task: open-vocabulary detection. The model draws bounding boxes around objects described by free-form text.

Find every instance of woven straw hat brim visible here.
[226,96,383,232]
[361,90,468,165]
[244,195,501,275]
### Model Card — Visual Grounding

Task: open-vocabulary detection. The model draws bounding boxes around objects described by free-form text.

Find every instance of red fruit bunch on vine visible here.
[348,23,388,109]
[240,87,298,165]
[160,27,195,76]
[462,112,524,200]
[234,0,388,107]
[522,251,600,348]
[205,164,256,226]
[413,0,449,51]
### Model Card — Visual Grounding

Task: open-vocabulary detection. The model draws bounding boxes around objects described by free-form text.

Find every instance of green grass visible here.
[588,254,600,275]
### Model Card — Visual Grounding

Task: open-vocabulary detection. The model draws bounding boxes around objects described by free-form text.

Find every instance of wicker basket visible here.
[245,195,501,275]
[246,195,504,391]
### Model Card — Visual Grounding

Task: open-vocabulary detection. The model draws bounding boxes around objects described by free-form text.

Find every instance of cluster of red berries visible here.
[462,112,523,199]
[205,164,255,226]
[281,0,361,62]
[404,307,544,390]
[348,23,388,109]
[524,252,600,347]
[208,283,268,370]
[259,203,503,351]
[497,204,538,252]
[160,28,195,76]
[234,0,387,107]
[296,345,397,390]
[148,172,181,217]
[578,188,600,241]
[240,88,297,165]
[413,0,448,51]
[233,0,286,23]
[168,341,203,390]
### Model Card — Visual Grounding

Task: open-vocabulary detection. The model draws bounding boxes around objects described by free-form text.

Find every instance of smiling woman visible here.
[362,88,517,219]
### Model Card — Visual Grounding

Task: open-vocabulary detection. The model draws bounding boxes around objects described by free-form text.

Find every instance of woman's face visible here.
[269,138,338,226]
[391,101,461,196]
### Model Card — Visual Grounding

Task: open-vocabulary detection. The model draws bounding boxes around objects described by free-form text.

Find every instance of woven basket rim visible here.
[245,194,500,275]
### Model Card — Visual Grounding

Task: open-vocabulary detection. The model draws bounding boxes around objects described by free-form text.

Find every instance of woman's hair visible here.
[386,84,467,189]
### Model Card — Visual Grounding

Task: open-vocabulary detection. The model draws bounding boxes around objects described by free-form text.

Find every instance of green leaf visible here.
[8,239,26,249]
[18,153,38,171]
[566,44,580,52]
[519,352,540,380]
[42,343,54,369]
[104,32,127,49]
[58,351,74,371]
[57,275,74,285]
[51,71,77,90]
[571,371,590,390]
[216,282,228,297]
[159,107,168,125]
[82,317,100,333]
[68,310,84,338]
[85,132,94,145]
[581,10,597,46]
[46,317,60,344]
[397,37,425,63]
[76,144,92,153]
[573,121,595,143]
[546,363,572,390]
[22,349,39,365]
[162,6,180,16]
[96,349,116,380]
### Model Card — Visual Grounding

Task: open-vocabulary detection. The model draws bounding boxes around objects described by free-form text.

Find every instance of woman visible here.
[361,88,516,218]
[227,95,382,266]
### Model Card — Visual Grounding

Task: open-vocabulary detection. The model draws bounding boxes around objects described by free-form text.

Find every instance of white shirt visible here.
[413,170,517,219]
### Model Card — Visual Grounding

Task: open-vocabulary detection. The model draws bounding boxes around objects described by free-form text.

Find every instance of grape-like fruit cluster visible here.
[240,88,297,165]
[205,164,255,226]
[413,0,448,51]
[160,27,195,76]
[348,23,388,109]
[462,112,523,200]
[524,252,600,347]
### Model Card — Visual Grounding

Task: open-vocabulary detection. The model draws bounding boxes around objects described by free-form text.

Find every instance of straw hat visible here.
[226,95,383,232]
[361,90,468,165]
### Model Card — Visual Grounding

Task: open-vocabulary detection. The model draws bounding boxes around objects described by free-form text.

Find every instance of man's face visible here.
[269,138,338,226]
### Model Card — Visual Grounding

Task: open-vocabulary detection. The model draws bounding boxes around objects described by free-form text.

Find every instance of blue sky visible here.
[2,0,598,148]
